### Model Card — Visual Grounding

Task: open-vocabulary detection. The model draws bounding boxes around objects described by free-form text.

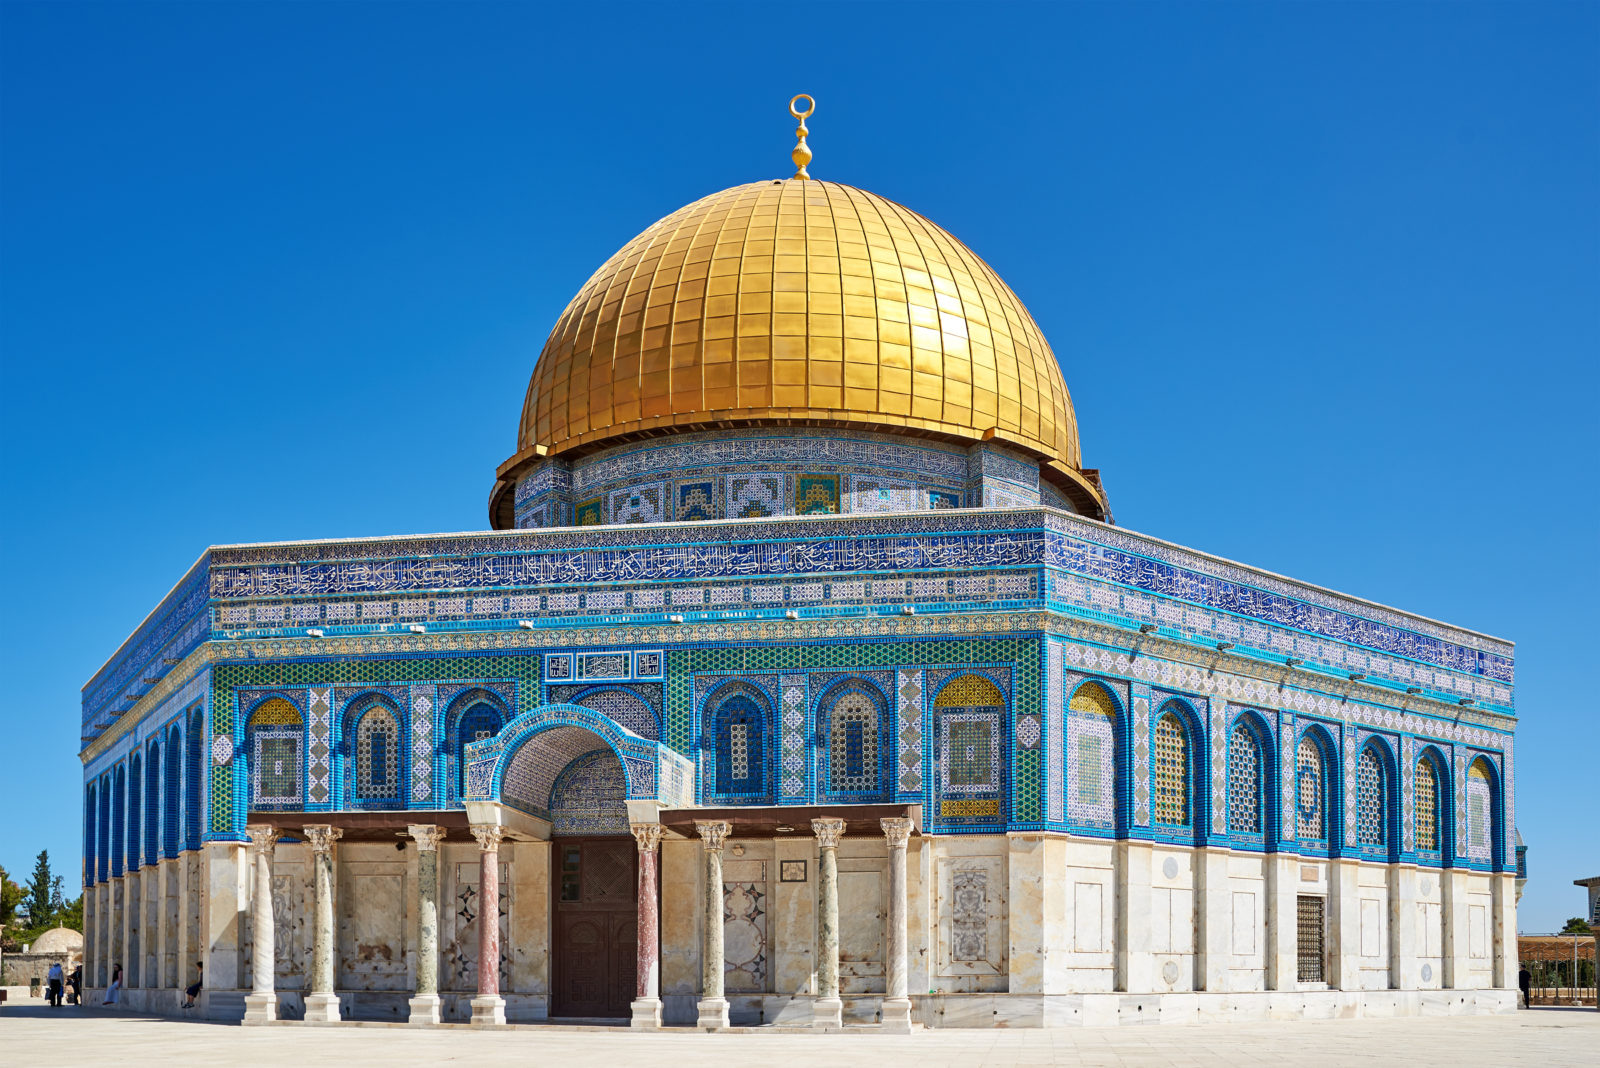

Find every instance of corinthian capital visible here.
[811,817,846,849]
[407,824,446,852]
[470,824,507,853]
[694,819,732,852]
[880,817,913,846]
[631,823,665,854]
[245,825,279,853]
[302,825,343,855]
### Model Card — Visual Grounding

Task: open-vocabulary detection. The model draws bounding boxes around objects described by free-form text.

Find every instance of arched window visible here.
[1355,745,1385,846]
[163,725,182,857]
[934,674,1006,821]
[111,766,126,878]
[144,742,161,866]
[248,699,304,808]
[713,694,767,801]
[1152,713,1190,827]
[1415,756,1439,852]
[185,708,203,850]
[1466,758,1493,862]
[453,701,504,800]
[825,686,882,797]
[128,753,143,870]
[1228,722,1262,834]
[355,702,403,805]
[1296,735,1326,840]
[1068,682,1118,825]
[84,782,97,887]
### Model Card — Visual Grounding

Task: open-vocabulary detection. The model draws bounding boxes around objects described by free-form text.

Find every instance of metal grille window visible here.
[1297,896,1325,983]
[828,691,878,793]
[1415,759,1438,851]
[1227,724,1261,834]
[729,722,749,780]
[1152,713,1189,827]
[249,699,304,807]
[1356,747,1385,845]
[1296,737,1325,840]
[1466,759,1492,861]
[356,705,401,801]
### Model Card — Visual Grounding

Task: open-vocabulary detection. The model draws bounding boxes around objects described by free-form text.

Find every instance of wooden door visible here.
[551,838,637,1018]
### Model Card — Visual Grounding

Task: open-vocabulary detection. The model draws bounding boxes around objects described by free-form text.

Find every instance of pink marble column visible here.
[469,824,506,1026]
[629,823,665,1028]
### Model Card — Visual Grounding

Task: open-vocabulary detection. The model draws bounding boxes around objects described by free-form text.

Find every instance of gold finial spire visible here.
[789,94,815,180]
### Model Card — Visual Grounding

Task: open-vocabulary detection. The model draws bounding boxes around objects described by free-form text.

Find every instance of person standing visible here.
[46,961,64,1007]
[103,963,122,1005]
[1519,965,1533,1008]
[68,963,82,1005]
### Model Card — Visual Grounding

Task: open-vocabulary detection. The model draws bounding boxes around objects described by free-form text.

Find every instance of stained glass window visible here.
[828,691,878,794]
[454,702,503,799]
[949,719,993,788]
[730,722,749,779]
[356,705,401,802]
[1415,758,1438,851]
[1152,713,1189,827]
[1228,723,1261,834]
[1466,758,1492,862]
[1356,746,1384,845]
[1296,736,1325,840]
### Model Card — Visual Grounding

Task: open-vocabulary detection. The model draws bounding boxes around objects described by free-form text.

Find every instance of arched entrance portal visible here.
[499,727,637,1018]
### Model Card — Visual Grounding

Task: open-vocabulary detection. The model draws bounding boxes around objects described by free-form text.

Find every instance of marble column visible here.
[629,823,665,1028]
[469,824,507,1026]
[302,825,343,1023]
[811,817,845,1029]
[880,817,914,1033]
[694,819,732,1029]
[407,825,446,1025]
[241,826,279,1025]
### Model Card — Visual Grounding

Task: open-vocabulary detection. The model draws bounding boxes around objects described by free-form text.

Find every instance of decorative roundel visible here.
[1420,876,1433,896]
[1162,856,1180,879]
[1162,961,1180,984]
[1016,714,1042,750]
[1421,963,1434,982]
[211,735,234,766]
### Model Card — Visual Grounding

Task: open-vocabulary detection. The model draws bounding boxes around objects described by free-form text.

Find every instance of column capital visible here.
[303,825,343,854]
[245,825,279,853]
[811,817,846,849]
[630,823,665,854]
[470,824,507,853]
[407,824,446,852]
[694,819,732,852]
[880,817,914,846]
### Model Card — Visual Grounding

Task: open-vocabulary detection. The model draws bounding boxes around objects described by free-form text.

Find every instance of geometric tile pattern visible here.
[1401,733,1416,853]
[1466,757,1492,862]
[1046,641,1063,823]
[896,669,924,796]
[1279,712,1296,843]
[1066,678,1117,828]
[779,675,808,799]
[1152,712,1189,827]
[411,685,435,804]
[549,749,629,836]
[1227,723,1261,834]
[1209,700,1227,836]
[1131,686,1151,827]
[1356,746,1384,845]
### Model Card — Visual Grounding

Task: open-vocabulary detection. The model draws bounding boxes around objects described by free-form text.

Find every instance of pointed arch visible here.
[818,676,891,801]
[933,672,1008,825]
[345,694,406,808]
[247,697,304,809]
[163,723,182,857]
[445,689,510,803]
[1295,723,1337,844]
[84,780,97,887]
[185,706,203,850]
[1466,755,1502,866]
[128,751,144,870]
[703,681,772,803]
[1067,679,1123,831]
[143,739,161,867]
[1413,745,1448,855]
[111,764,127,877]
[1227,710,1272,836]
[1151,704,1194,829]
[1355,737,1396,852]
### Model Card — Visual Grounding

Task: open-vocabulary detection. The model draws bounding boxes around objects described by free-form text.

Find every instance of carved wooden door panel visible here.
[552,838,637,1018]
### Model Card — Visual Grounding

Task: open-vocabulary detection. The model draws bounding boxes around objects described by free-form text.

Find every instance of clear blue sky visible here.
[2,2,1594,930]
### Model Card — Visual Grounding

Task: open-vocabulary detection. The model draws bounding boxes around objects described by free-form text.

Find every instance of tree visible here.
[1560,916,1592,934]
[25,850,54,929]
[56,893,84,934]
[0,864,24,926]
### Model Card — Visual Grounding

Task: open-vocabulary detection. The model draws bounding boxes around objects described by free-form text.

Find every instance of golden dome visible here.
[495,178,1107,520]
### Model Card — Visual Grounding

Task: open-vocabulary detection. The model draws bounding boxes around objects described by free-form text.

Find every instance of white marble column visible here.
[1390,863,1419,989]
[242,826,279,1024]
[694,819,732,1029]
[630,823,665,1029]
[407,825,445,1025]
[811,817,845,1029]
[302,825,343,1023]
[880,817,914,1033]
[469,824,507,1027]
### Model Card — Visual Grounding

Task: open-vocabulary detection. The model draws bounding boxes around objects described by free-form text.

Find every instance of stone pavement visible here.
[1,1001,1596,1067]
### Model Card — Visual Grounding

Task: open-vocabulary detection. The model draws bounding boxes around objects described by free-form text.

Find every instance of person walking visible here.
[103,963,122,1005]
[68,963,82,1005]
[46,961,64,1007]
[1519,965,1532,1008]
[182,960,203,1010]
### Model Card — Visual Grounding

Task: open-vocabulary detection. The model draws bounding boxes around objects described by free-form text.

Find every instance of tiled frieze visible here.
[1046,640,1064,824]
[307,685,331,806]
[1131,684,1151,828]
[896,669,924,797]
[410,684,436,804]
[1401,734,1415,853]
[778,674,808,800]
[1210,700,1227,837]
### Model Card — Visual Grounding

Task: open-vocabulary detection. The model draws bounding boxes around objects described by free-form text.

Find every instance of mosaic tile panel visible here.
[1401,735,1415,853]
[549,749,629,835]
[1295,734,1325,841]
[1227,722,1260,834]
[609,482,666,525]
[1466,756,1493,862]
[562,687,661,740]
[1066,677,1119,828]
[675,480,719,522]
[1414,752,1439,852]
[1131,685,1151,827]
[411,685,435,804]
[795,473,839,515]
[897,669,924,796]
[1046,641,1063,824]
[1356,746,1384,845]
[1209,700,1226,836]
[1342,729,1358,846]
[779,675,808,799]
[1454,746,1466,860]
[1278,712,1296,842]
[1152,713,1189,827]
[726,473,785,519]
